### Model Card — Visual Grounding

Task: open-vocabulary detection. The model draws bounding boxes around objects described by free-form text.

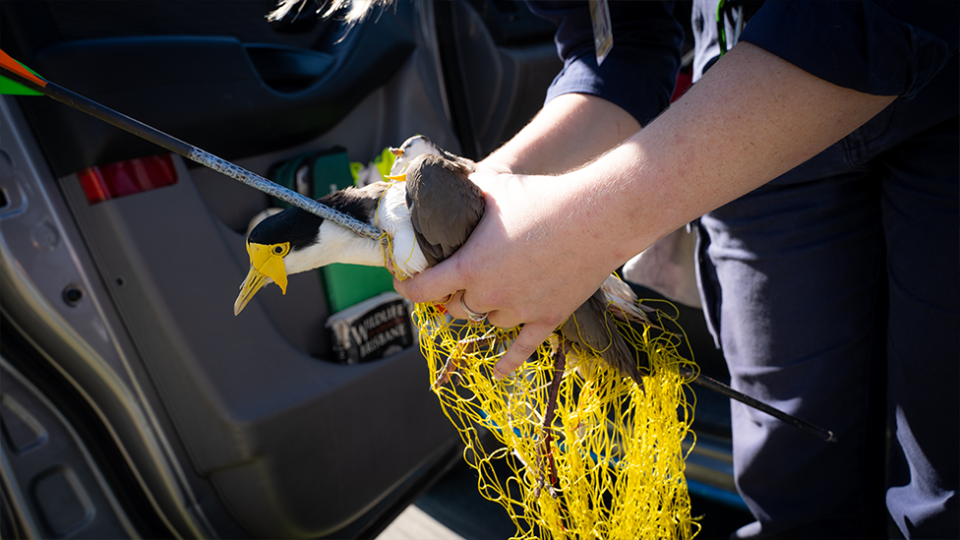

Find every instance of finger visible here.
[393,262,465,305]
[444,291,468,320]
[493,322,555,379]
[393,276,454,307]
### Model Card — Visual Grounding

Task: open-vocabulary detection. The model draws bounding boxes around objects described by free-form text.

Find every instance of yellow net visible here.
[412,294,702,540]
[375,176,700,538]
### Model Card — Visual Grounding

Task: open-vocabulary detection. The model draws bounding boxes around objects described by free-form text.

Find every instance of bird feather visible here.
[404,154,484,266]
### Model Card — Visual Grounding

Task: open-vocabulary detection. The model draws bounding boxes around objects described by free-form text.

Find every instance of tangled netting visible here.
[411,293,702,540]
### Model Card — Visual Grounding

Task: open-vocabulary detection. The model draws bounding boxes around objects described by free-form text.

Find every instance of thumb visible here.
[493,322,555,379]
[393,260,463,305]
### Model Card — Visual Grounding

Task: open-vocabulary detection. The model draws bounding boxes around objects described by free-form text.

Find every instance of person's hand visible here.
[394,170,626,378]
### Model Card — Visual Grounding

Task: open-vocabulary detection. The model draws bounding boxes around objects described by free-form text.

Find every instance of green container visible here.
[323,264,396,313]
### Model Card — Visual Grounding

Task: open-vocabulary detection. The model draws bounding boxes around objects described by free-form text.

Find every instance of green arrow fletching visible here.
[0,74,43,95]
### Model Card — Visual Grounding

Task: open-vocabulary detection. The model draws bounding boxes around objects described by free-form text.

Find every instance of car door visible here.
[0,1,561,538]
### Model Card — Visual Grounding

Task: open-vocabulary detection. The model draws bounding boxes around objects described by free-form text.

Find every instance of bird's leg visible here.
[432,354,462,389]
[432,333,498,389]
[534,345,567,499]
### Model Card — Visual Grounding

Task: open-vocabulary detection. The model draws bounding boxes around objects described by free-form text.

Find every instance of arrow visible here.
[679,366,835,442]
[0,49,385,243]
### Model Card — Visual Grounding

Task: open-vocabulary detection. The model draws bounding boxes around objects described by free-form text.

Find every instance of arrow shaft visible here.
[679,366,836,442]
[0,65,384,242]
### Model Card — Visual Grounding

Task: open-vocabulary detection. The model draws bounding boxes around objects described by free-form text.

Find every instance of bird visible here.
[234,135,660,388]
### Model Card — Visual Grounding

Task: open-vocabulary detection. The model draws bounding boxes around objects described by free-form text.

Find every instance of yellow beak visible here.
[234,242,290,316]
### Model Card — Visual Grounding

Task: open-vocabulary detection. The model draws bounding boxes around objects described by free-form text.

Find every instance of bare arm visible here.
[479,93,640,175]
[397,43,896,376]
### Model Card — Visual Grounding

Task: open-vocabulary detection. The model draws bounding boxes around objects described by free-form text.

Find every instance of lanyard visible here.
[716,0,745,56]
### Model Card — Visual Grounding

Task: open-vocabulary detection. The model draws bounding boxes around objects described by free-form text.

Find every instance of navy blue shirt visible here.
[527,1,684,127]
[741,1,957,99]
[529,1,958,133]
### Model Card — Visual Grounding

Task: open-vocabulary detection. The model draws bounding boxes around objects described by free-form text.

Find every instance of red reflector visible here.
[79,167,111,204]
[78,155,178,205]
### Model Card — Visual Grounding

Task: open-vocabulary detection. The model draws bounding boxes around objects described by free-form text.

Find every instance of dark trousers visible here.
[697,115,959,539]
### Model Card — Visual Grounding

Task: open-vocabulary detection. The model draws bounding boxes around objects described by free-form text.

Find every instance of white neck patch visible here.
[282,181,428,278]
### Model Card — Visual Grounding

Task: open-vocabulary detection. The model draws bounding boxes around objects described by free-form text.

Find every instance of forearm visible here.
[564,42,897,266]
[479,93,641,175]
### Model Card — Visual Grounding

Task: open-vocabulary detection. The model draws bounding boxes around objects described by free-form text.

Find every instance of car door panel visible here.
[2,1,462,538]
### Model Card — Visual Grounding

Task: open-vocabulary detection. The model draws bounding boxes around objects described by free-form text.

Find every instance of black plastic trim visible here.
[434,0,482,161]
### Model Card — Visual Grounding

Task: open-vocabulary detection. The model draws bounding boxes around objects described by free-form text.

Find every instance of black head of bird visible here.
[234,135,479,316]
[234,184,388,315]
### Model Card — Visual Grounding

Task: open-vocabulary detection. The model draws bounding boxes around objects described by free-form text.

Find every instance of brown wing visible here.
[561,290,648,387]
[404,153,484,266]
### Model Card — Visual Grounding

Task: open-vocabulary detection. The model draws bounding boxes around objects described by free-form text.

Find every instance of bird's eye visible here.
[266,242,290,257]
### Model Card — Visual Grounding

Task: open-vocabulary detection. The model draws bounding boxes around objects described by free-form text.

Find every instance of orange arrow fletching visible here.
[0,49,47,89]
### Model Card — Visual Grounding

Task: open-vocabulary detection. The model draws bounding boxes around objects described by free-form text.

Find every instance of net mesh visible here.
[412,293,702,539]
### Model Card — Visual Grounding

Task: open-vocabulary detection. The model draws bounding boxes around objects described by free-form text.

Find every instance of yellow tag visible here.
[589,0,613,66]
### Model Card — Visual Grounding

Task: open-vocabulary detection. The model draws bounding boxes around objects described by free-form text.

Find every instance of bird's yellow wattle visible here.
[234,242,290,316]
[249,242,290,292]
